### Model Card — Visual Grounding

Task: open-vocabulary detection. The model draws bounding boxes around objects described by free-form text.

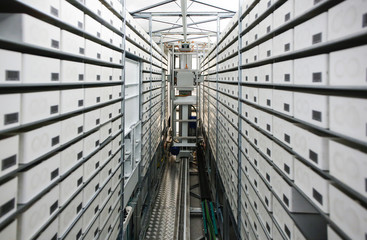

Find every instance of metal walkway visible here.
[145,157,182,239]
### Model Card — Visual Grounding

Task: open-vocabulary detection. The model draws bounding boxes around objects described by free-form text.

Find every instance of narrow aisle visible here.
[145,157,182,239]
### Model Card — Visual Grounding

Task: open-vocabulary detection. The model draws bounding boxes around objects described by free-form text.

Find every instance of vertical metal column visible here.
[170,48,175,136]
[149,15,153,168]
[160,35,165,134]
[214,14,222,239]
[237,0,243,236]
[215,16,220,165]
[120,0,127,239]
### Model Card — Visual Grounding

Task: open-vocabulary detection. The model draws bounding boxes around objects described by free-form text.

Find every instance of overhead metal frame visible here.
[151,17,231,34]
[128,0,236,47]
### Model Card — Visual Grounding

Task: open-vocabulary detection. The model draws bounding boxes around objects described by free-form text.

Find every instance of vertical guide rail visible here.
[183,158,188,240]
[213,14,219,236]
[171,47,175,140]
[215,15,220,165]
[237,0,243,236]
[214,14,222,239]
[120,0,126,239]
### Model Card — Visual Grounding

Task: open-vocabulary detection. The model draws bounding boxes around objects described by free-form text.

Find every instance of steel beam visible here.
[162,35,216,43]
[134,12,235,17]
[152,18,182,27]
[181,0,187,41]
[190,0,235,13]
[155,31,216,35]
[187,26,216,33]
[130,0,176,14]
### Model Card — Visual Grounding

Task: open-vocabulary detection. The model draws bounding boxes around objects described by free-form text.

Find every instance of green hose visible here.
[205,200,216,239]
[209,201,218,235]
[201,202,208,235]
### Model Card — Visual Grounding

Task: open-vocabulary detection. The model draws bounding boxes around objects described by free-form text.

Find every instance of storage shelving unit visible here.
[200,0,367,239]
[0,0,168,240]
[0,0,125,239]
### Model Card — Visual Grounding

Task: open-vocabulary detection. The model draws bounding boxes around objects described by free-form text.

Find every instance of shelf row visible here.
[0,127,124,238]
[202,84,366,240]
[0,86,123,133]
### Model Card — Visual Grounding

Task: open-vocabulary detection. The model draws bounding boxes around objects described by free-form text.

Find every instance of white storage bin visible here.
[0,14,60,50]
[272,89,293,116]
[293,125,329,170]
[58,193,83,236]
[60,114,83,145]
[84,109,101,133]
[63,216,83,240]
[84,14,102,39]
[294,54,328,85]
[60,89,84,114]
[272,143,294,180]
[18,185,59,240]
[60,0,84,29]
[61,60,84,82]
[18,154,60,204]
[84,87,102,108]
[82,173,100,206]
[100,86,113,103]
[0,49,22,84]
[273,60,293,84]
[293,92,329,128]
[85,63,102,83]
[0,135,19,177]
[329,185,367,240]
[273,29,293,57]
[99,122,112,143]
[100,105,113,124]
[83,151,101,182]
[258,13,273,38]
[272,196,294,240]
[84,0,102,17]
[329,140,367,197]
[60,30,85,56]
[19,122,61,164]
[22,54,60,83]
[259,39,273,60]
[0,94,21,131]
[272,116,294,148]
[273,0,294,29]
[21,91,60,124]
[101,25,114,45]
[85,39,101,60]
[60,139,84,175]
[101,45,113,63]
[329,45,367,87]
[329,96,367,142]
[272,168,315,213]
[83,216,100,240]
[0,177,18,222]
[258,88,272,109]
[19,0,60,17]
[59,165,83,206]
[83,131,101,158]
[328,0,367,41]
[294,12,328,51]
[295,158,330,213]
[294,0,325,17]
